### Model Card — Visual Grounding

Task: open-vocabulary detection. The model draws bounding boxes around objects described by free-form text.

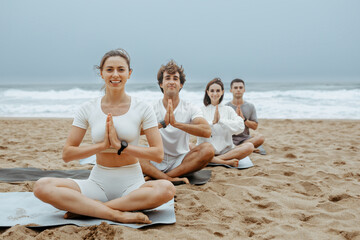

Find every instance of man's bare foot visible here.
[113,210,151,224]
[226,159,239,167]
[169,177,190,184]
[144,176,152,181]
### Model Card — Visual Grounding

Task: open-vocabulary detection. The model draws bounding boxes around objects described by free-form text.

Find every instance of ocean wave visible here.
[2,88,102,100]
[0,88,359,119]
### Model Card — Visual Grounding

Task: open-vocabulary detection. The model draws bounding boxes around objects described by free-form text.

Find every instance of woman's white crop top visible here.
[72,96,157,146]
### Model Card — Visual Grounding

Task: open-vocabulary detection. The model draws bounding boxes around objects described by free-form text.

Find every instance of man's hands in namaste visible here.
[236,105,245,119]
[164,99,177,127]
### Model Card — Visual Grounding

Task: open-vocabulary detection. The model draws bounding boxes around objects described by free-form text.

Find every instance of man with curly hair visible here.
[140,60,214,184]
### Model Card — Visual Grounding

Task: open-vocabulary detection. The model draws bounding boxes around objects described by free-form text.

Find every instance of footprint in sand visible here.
[285,153,297,159]
[328,193,351,202]
[300,181,322,197]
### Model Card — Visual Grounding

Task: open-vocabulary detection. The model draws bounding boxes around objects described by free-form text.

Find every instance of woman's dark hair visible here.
[203,78,224,106]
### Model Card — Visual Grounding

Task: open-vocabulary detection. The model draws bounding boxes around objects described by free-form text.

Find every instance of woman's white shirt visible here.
[72,96,157,146]
[197,104,244,155]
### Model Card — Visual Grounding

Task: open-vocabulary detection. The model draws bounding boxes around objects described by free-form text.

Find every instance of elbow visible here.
[204,129,212,138]
[62,147,71,163]
[153,147,164,163]
[201,125,212,138]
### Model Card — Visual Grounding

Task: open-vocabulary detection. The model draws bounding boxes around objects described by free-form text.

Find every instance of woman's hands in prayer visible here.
[103,113,121,150]
[212,105,220,124]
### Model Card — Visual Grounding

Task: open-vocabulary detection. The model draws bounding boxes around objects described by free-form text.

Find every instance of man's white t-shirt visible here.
[152,99,203,157]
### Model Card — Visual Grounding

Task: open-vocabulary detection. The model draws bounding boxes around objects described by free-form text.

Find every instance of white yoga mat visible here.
[207,156,254,169]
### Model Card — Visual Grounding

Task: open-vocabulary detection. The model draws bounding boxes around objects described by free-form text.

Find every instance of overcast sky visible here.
[0,0,359,84]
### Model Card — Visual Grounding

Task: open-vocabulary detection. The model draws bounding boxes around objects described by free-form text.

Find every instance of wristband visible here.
[160,120,167,128]
[117,140,128,155]
[244,117,247,122]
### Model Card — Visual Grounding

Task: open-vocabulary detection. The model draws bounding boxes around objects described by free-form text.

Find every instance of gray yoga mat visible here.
[0,167,211,185]
[0,192,175,228]
[172,170,212,186]
[256,145,267,155]
[207,156,254,169]
[0,168,90,182]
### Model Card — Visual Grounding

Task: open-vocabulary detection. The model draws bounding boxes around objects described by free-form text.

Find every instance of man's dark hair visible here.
[230,78,245,88]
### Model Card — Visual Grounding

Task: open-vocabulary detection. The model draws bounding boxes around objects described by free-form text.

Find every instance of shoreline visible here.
[1,118,360,239]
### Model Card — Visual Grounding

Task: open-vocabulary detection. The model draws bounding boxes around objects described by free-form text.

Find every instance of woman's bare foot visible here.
[113,210,151,224]
[226,159,239,167]
[64,210,151,224]
[64,211,86,219]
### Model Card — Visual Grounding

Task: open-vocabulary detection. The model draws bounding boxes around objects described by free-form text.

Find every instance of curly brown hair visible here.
[157,60,186,93]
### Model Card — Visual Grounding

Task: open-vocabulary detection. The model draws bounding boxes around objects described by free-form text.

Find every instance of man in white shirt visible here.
[140,60,214,183]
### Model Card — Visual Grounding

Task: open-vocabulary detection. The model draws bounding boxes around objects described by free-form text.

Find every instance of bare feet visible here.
[64,211,86,219]
[145,175,189,184]
[144,175,152,181]
[169,177,190,184]
[226,159,239,167]
[64,210,151,224]
[212,156,239,167]
[253,148,260,153]
[113,210,151,224]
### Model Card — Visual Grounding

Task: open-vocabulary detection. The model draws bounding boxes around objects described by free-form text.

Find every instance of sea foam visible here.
[0,87,359,119]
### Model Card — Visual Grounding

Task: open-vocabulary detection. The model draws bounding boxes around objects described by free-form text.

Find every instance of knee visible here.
[33,177,54,200]
[199,142,215,159]
[258,134,265,145]
[244,142,255,154]
[154,180,176,202]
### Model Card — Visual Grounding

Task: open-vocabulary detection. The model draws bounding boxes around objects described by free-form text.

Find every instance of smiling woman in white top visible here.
[33,48,175,224]
[197,78,254,167]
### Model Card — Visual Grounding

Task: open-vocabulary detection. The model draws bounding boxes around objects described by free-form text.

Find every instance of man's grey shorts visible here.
[150,153,187,173]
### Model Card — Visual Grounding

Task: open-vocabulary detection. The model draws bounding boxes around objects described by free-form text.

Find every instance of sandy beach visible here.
[0,118,359,239]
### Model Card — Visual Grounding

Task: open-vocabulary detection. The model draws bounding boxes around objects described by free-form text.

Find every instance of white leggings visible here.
[72,162,145,202]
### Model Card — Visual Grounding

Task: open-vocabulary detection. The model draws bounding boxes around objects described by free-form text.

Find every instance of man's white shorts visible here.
[150,153,187,173]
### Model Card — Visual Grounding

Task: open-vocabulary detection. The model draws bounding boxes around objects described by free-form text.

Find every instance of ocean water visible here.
[0,80,359,119]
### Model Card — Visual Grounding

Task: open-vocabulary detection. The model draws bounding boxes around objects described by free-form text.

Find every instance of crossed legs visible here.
[244,134,265,148]
[140,142,214,183]
[212,142,254,167]
[33,177,175,223]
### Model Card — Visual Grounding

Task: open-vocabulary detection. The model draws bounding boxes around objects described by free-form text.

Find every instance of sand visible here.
[0,118,360,239]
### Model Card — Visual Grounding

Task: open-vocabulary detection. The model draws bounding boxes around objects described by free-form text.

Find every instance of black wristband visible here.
[244,117,247,122]
[160,120,167,128]
[117,140,128,155]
